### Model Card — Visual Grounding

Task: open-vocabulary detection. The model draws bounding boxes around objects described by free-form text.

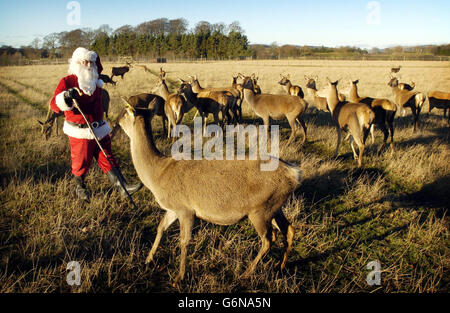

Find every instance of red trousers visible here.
[69,135,118,177]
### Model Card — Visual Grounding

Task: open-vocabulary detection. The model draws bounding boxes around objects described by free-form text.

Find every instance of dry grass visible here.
[0,60,449,293]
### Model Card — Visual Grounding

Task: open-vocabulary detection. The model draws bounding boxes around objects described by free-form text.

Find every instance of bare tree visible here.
[195,21,212,35]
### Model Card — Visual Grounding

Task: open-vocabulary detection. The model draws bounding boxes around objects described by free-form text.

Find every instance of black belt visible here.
[67,120,105,128]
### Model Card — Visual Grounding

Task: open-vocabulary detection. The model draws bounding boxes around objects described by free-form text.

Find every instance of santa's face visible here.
[73,59,98,96]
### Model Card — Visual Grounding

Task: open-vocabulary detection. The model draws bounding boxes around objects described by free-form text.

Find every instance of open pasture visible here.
[0,60,449,292]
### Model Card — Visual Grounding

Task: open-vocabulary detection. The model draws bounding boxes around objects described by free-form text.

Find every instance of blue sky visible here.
[0,0,449,48]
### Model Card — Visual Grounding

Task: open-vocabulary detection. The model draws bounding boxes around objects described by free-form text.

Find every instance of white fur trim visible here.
[97,79,104,88]
[55,92,73,111]
[63,120,111,140]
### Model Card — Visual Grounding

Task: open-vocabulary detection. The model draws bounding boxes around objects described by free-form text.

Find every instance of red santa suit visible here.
[50,48,117,177]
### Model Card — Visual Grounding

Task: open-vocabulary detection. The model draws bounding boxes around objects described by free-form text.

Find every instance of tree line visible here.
[1,17,449,65]
[0,18,251,65]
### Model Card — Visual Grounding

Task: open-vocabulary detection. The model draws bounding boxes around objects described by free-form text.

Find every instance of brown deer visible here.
[240,75,308,145]
[151,74,186,141]
[188,75,239,124]
[428,91,450,123]
[304,75,329,112]
[178,79,229,135]
[387,75,425,133]
[278,74,304,98]
[324,78,375,167]
[110,93,167,139]
[347,79,397,150]
[118,99,301,287]
[111,61,132,80]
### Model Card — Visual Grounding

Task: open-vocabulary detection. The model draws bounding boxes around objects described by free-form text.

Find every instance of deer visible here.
[38,89,111,140]
[151,74,186,141]
[324,78,375,167]
[278,74,304,98]
[347,79,397,150]
[99,73,116,86]
[111,61,132,80]
[118,98,301,287]
[240,75,308,145]
[428,91,450,123]
[38,104,63,140]
[304,75,329,112]
[390,66,401,73]
[110,93,167,139]
[387,75,426,133]
[231,75,244,122]
[178,79,229,135]
[188,75,239,124]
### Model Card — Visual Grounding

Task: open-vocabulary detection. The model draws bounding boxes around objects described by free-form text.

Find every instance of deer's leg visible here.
[146,210,178,264]
[370,124,375,144]
[273,210,294,270]
[349,135,358,160]
[378,122,388,153]
[286,118,297,145]
[334,125,342,158]
[242,211,272,278]
[352,134,365,167]
[297,116,307,144]
[173,212,195,287]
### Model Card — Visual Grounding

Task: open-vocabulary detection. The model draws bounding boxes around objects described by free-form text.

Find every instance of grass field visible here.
[0,60,449,293]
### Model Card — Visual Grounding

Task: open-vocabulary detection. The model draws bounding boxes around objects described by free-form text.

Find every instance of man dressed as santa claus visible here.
[50,47,142,201]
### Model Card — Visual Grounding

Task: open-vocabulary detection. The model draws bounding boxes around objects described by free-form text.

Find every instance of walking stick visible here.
[71,88,139,210]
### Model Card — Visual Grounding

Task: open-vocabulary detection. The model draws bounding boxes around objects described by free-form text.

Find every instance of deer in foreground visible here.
[38,89,111,140]
[151,75,186,141]
[324,78,375,167]
[111,61,132,80]
[428,91,450,123]
[347,79,397,150]
[387,75,426,133]
[110,93,167,139]
[278,74,304,98]
[118,99,301,287]
[241,75,308,145]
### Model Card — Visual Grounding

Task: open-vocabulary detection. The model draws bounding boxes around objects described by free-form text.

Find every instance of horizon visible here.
[1,0,449,49]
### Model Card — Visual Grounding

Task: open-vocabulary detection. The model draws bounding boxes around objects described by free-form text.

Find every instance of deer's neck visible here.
[159,83,170,100]
[130,117,165,181]
[349,84,359,101]
[326,87,340,115]
[283,81,292,93]
[192,82,204,94]
[243,88,256,107]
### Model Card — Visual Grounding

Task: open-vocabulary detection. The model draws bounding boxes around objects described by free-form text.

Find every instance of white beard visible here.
[69,61,98,96]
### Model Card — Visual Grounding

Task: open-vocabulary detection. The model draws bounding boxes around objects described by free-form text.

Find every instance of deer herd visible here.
[37,62,449,287]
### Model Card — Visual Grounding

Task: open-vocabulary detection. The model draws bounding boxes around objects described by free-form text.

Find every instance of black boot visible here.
[107,168,143,198]
[74,175,89,201]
